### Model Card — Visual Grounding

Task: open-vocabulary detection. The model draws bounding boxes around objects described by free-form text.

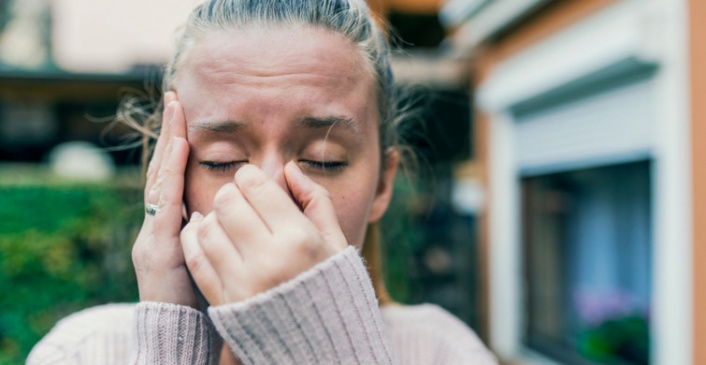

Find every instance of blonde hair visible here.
[119,0,409,305]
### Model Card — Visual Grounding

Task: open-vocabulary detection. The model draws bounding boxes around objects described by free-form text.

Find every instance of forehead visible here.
[174,26,379,134]
[182,26,372,81]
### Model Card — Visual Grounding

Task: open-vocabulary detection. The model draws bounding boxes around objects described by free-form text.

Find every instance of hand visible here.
[180,162,348,305]
[132,92,198,308]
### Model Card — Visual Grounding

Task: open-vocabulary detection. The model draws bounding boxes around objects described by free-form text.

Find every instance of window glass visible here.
[522,160,651,365]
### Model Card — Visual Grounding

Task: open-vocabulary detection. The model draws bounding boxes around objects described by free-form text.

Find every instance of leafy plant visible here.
[576,314,650,365]
[0,166,143,365]
[380,174,427,303]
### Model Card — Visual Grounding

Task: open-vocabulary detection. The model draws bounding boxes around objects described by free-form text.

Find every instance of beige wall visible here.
[51,0,445,73]
[52,0,201,73]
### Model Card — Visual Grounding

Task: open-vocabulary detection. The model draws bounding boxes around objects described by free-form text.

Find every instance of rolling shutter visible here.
[515,78,656,176]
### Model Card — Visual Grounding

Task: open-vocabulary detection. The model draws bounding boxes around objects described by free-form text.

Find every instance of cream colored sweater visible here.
[28,247,497,365]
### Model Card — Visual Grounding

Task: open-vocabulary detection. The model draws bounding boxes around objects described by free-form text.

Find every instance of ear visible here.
[368,148,399,223]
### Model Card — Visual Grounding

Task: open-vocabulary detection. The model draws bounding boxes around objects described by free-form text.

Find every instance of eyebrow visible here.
[188,116,359,135]
[188,120,249,134]
[297,116,359,134]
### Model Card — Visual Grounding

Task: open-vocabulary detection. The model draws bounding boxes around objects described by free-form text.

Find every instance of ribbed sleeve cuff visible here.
[208,246,397,365]
[131,302,222,365]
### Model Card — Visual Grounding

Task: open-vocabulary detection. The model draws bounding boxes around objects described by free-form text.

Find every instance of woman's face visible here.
[174,27,397,248]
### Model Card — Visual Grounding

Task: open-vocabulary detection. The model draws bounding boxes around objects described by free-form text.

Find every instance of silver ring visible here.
[145,203,159,216]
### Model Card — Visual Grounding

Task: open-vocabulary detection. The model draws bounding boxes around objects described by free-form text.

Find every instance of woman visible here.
[28,1,497,364]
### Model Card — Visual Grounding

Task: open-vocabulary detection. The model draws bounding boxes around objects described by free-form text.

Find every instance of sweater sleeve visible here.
[207,246,398,365]
[131,302,222,365]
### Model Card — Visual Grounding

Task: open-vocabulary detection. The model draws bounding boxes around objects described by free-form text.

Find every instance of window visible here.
[522,161,651,365]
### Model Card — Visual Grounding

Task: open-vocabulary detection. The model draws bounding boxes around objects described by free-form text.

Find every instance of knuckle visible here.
[300,184,330,208]
[180,222,195,240]
[196,220,211,242]
[195,214,218,242]
[289,230,317,254]
[161,165,174,178]
[184,251,205,273]
[159,197,180,213]
[149,179,162,194]
[259,257,286,280]
[214,184,240,210]
[146,180,161,200]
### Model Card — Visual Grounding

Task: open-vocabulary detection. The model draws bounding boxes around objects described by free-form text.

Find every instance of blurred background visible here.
[1,0,704,364]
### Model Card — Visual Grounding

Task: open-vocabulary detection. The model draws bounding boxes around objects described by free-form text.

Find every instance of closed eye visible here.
[199,161,247,173]
[299,160,348,173]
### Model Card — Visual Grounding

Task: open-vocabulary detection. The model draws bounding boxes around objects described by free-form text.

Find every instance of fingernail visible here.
[181,204,188,221]
[286,161,308,180]
[165,103,175,123]
[190,211,202,222]
[164,91,176,104]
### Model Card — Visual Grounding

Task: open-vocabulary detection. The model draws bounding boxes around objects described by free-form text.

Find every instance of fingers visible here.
[145,137,189,238]
[213,183,270,256]
[169,96,187,140]
[145,92,177,193]
[183,165,347,305]
[227,163,346,250]
[182,211,246,305]
[284,161,347,250]
[145,97,188,226]
[146,95,186,206]
[232,164,307,232]
[181,212,226,305]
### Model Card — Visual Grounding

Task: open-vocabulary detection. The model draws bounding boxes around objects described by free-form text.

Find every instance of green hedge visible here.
[380,177,425,303]
[0,166,143,365]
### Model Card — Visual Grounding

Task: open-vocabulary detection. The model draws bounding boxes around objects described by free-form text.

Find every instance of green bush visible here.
[380,176,425,303]
[0,166,143,365]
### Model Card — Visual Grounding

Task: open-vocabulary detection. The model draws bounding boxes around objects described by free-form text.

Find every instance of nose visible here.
[257,153,293,199]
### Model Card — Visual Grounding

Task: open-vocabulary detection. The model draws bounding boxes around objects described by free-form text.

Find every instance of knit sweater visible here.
[27,247,497,365]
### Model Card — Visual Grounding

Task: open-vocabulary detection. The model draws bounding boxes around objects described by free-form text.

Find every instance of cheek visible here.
[326,178,378,249]
[331,195,368,248]
[184,164,228,215]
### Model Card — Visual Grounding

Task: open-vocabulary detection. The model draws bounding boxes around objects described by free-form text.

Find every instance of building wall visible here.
[52,0,202,73]
[471,0,619,346]
[471,0,693,363]
[690,0,706,361]
[368,0,441,16]
[50,0,440,73]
